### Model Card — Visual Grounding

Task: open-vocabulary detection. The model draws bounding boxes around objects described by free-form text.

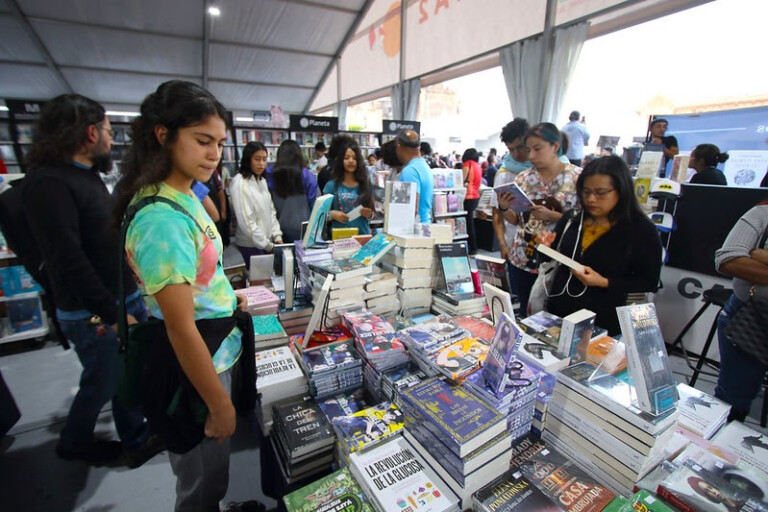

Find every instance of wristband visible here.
[499,206,509,212]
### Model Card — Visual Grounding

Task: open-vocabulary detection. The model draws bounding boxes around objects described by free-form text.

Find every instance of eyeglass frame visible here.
[581,188,615,200]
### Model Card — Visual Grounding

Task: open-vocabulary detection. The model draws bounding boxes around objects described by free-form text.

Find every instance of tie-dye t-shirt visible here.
[125,182,241,373]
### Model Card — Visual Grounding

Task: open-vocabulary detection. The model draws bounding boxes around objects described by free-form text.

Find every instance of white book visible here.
[482,283,515,321]
[349,436,460,512]
[712,421,768,481]
[283,249,294,309]
[302,274,333,347]
[557,309,595,359]
[637,151,664,179]
[255,347,303,390]
[676,383,731,440]
[536,243,585,273]
[384,181,417,236]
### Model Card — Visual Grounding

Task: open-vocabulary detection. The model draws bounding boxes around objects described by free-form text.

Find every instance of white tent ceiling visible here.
[0,0,710,116]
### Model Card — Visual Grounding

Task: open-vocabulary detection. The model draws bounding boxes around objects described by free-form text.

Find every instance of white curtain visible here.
[541,22,589,124]
[499,36,543,122]
[333,100,348,130]
[390,78,421,120]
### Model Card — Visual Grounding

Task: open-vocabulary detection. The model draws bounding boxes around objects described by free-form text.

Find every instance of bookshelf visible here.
[339,131,379,159]
[235,126,290,163]
[432,168,467,241]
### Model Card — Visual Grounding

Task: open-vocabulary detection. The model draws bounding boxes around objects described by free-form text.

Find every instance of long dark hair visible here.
[239,141,268,180]
[272,139,305,198]
[461,148,479,163]
[576,155,644,225]
[331,142,372,208]
[113,80,227,225]
[26,94,106,170]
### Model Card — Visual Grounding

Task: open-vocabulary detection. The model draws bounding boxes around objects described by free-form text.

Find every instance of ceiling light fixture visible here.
[235,117,254,122]
[0,106,8,112]
[208,6,221,16]
[106,110,140,117]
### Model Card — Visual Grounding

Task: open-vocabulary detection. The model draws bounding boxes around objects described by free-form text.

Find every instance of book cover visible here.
[399,322,467,352]
[475,254,511,292]
[318,388,369,422]
[557,309,595,359]
[282,467,374,512]
[582,335,627,374]
[616,304,678,416]
[429,337,489,380]
[349,436,459,512]
[389,233,435,248]
[399,377,505,457]
[434,193,448,215]
[517,447,616,512]
[712,421,768,480]
[302,275,334,346]
[309,258,371,279]
[634,178,651,204]
[671,155,692,184]
[351,232,396,266]
[331,402,405,453]
[332,227,359,240]
[520,311,563,338]
[449,317,495,343]
[625,489,677,512]
[302,340,361,374]
[482,313,525,394]
[676,383,731,439]
[637,151,664,179]
[251,315,288,341]
[273,396,335,459]
[723,151,768,188]
[518,333,570,373]
[483,282,517,324]
[493,180,534,213]
[384,181,417,236]
[303,194,334,248]
[434,170,446,189]
[283,248,295,309]
[435,242,474,295]
[255,346,303,389]
[509,434,547,469]
[473,469,560,512]
[446,193,459,213]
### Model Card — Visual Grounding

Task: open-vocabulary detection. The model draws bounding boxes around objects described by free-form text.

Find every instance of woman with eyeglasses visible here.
[544,156,662,335]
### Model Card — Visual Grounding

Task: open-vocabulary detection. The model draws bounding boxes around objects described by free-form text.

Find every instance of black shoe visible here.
[222,501,267,512]
[123,433,165,469]
[56,437,123,465]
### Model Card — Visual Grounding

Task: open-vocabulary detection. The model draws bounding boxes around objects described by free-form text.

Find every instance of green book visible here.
[251,314,287,343]
[282,467,374,512]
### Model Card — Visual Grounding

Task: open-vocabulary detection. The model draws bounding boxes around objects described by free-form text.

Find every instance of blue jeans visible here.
[58,293,150,450]
[714,295,768,421]
[507,263,538,317]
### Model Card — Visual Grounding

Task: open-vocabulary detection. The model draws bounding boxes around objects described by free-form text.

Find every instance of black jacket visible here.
[23,163,136,324]
[546,210,663,335]
[690,167,727,186]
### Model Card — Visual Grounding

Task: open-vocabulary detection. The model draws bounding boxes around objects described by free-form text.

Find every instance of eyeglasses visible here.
[97,124,115,138]
[581,188,615,199]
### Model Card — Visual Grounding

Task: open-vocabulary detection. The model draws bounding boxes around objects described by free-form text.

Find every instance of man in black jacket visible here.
[23,94,162,467]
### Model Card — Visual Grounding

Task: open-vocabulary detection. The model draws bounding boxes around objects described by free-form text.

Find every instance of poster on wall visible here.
[722,150,768,188]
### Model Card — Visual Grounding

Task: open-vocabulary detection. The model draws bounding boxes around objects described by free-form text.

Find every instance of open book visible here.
[493,180,534,213]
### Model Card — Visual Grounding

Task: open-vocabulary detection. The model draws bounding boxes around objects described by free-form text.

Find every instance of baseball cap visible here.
[649,178,681,199]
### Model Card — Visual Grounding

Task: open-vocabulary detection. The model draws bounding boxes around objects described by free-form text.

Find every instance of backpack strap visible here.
[117,196,208,350]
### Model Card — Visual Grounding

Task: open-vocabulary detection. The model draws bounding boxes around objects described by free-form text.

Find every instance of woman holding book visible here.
[543,156,662,335]
[462,148,483,255]
[271,140,313,243]
[114,80,258,512]
[230,141,283,262]
[323,141,375,236]
[496,122,581,315]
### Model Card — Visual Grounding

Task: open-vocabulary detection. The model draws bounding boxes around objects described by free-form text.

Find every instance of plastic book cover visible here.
[331,401,405,453]
[583,336,627,374]
[273,396,335,456]
[712,421,768,481]
[302,340,361,374]
[520,311,563,337]
[349,436,459,512]
[473,469,560,512]
[318,388,368,422]
[517,447,616,512]
[429,337,489,380]
[399,322,467,351]
[399,377,504,449]
[476,255,511,293]
[310,258,370,277]
[676,383,731,439]
[449,316,495,342]
[303,194,334,248]
[351,232,396,265]
[616,303,678,416]
[435,242,474,295]
[466,359,540,404]
[282,467,374,512]
[482,313,525,393]
[509,434,547,469]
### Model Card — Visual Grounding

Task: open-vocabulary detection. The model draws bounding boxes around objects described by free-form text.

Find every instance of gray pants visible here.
[168,369,232,512]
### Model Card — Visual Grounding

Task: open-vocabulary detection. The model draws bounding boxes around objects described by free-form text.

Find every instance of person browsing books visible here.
[462,148,483,255]
[229,141,284,263]
[689,143,728,185]
[114,81,259,512]
[323,140,375,235]
[22,94,162,468]
[270,139,313,243]
[713,199,768,422]
[396,129,434,223]
[265,140,318,209]
[543,156,662,335]
[495,122,581,315]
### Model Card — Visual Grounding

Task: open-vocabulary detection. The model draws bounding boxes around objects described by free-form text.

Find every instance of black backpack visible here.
[0,178,46,285]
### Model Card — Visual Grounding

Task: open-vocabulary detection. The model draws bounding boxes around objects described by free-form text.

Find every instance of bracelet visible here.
[499,206,509,212]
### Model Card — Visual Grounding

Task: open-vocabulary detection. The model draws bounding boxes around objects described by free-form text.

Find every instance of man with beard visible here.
[23,94,162,467]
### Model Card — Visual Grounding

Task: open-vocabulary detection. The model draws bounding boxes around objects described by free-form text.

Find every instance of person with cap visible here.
[689,143,728,185]
[312,141,328,171]
[646,117,679,169]
[561,110,590,167]
[395,129,434,223]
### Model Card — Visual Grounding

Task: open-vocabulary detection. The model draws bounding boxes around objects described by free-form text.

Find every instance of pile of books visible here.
[251,314,288,349]
[431,242,486,317]
[340,309,408,372]
[676,382,731,440]
[277,290,313,336]
[331,401,405,460]
[254,346,308,435]
[349,436,461,512]
[397,321,469,377]
[399,378,513,510]
[378,363,426,406]
[544,361,679,496]
[380,233,437,316]
[294,239,332,298]
[271,395,336,486]
[362,272,399,316]
[299,340,364,399]
[306,258,371,326]
[239,285,280,316]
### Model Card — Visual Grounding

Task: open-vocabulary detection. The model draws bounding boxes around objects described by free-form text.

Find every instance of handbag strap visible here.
[117,195,209,351]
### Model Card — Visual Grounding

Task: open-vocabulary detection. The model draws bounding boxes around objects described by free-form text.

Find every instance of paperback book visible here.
[474,254,511,292]
[383,180,417,236]
[676,383,731,440]
[429,337,489,380]
[351,232,396,265]
[558,309,595,359]
[272,395,335,460]
[472,469,561,512]
[282,467,374,512]
[493,180,534,213]
[481,312,525,394]
[435,242,474,295]
[302,193,334,248]
[331,401,405,453]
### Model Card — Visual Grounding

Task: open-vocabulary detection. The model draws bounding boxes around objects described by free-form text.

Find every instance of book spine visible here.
[558,319,575,358]
[399,396,462,457]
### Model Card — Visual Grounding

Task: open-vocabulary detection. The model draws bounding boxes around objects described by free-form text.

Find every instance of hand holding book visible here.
[571,265,609,288]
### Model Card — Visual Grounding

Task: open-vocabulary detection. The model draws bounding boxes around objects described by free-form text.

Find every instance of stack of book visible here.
[711,421,768,481]
[531,372,556,437]
[300,340,364,399]
[271,395,336,485]
[239,285,281,316]
[381,233,437,315]
[349,436,460,512]
[544,361,680,496]
[251,314,289,349]
[331,401,406,460]
[282,467,374,512]
[330,237,361,259]
[254,346,308,435]
[431,290,486,317]
[426,335,490,381]
[398,322,468,377]
[307,259,371,325]
[294,239,332,299]
[317,388,369,424]
[431,242,486,317]
[379,363,426,406]
[676,383,731,440]
[362,272,399,316]
[399,378,512,510]
[277,291,314,336]
[474,254,511,294]
[340,309,409,373]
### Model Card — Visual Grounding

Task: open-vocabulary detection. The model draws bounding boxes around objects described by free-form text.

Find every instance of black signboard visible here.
[289,114,338,133]
[381,119,420,135]
[5,99,45,122]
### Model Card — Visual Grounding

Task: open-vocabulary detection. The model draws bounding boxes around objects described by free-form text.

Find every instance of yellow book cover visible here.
[332,227,359,240]
[331,402,404,453]
[430,337,489,380]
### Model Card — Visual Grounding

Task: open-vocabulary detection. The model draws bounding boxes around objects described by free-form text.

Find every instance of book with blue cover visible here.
[493,180,534,213]
[350,232,396,265]
[399,377,506,457]
[318,388,369,422]
[465,360,541,408]
[302,193,334,248]
[302,340,362,375]
[482,313,525,394]
[331,401,405,453]
[309,258,372,280]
